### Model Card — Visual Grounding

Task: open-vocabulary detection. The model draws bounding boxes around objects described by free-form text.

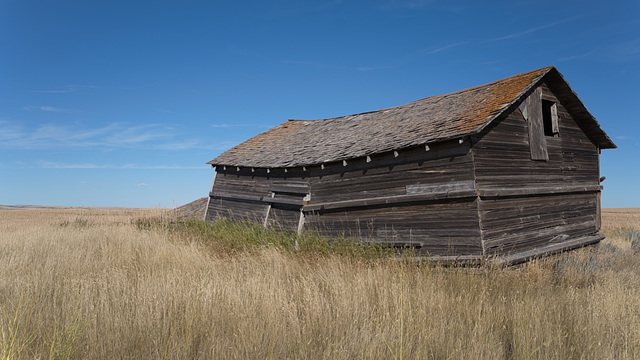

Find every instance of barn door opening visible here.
[263,181,309,234]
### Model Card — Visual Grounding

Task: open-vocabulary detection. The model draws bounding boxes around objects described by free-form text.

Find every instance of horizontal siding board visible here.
[479,192,598,256]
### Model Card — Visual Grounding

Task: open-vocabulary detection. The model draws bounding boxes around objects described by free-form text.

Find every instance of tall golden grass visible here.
[0,207,639,359]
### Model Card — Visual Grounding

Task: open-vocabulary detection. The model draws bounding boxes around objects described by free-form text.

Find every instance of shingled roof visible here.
[209,66,615,168]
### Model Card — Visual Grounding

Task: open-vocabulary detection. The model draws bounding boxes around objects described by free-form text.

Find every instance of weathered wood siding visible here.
[306,198,482,256]
[308,140,475,204]
[472,81,601,256]
[304,141,482,256]
[206,168,309,230]
[472,82,599,189]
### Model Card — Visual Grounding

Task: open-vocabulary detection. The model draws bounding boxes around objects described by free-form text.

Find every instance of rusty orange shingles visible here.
[458,66,550,133]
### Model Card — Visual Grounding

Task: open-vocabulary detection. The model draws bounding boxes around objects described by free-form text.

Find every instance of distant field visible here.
[0,207,638,359]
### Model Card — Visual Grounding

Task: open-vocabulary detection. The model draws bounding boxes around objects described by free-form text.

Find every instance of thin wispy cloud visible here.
[378,0,438,10]
[282,60,393,72]
[153,107,176,113]
[0,121,206,151]
[556,50,597,62]
[211,123,271,129]
[136,183,149,187]
[385,40,468,67]
[420,42,468,55]
[23,105,80,113]
[38,161,110,169]
[486,16,584,42]
[606,39,640,62]
[31,85,111,94]
[36,161,205,170]
[232,44,390,73]
[31,89,75,94]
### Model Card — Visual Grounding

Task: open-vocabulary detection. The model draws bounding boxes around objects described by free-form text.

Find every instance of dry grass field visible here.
[0,207,639,359]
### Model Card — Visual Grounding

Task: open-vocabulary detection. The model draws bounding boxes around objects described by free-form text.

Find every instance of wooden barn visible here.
[204,66,616,263]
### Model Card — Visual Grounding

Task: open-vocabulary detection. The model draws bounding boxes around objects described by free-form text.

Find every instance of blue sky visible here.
[1,0,638,208]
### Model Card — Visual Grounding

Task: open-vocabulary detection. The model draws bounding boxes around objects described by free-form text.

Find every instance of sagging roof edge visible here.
[544,67,616,149]
[208,136,470,171]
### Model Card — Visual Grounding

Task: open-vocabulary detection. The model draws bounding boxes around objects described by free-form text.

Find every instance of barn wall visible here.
[306,198,482,256]
[206,167,309,230]
[472,82,599,189]
[304,141,483,256]
[472,81,601,256]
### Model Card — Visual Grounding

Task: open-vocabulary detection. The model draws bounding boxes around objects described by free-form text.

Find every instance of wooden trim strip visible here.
[209,192,305,206]
[269,184,309,194]
[303,189,477,212]
[477,184,602,198]
[263,197,305,206]
[212,184,601,212]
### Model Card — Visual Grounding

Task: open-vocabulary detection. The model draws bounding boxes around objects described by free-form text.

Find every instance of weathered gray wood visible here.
[489,233,603,264]
[472,83,599,190]
[264,197,306,206]
[267,204,301,231]
[210,191,306,206]
[478,191,598,256]
[550,101,559,134]
[406,180,475,195]
[526,86,549,160]
[305,198,483,257]
[304,189,477,212]
[269,184,309,194]
[477,184,602,197]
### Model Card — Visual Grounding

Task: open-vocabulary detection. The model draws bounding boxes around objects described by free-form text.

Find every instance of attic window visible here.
[542,100,559,137]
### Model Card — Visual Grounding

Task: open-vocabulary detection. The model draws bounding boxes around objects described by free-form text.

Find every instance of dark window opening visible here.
[542,100,559,137]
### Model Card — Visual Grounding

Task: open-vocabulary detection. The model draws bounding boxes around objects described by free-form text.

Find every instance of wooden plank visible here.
[596,191,602,231]
[303,189,477,212]
[269,184,309,194]
[406,180,475,194]
[210,191,305,206]
[489,233,604,265]
[477,184,602,197]
[264,197,305,206]
[210,191,264,203]
[526,87,548,160]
